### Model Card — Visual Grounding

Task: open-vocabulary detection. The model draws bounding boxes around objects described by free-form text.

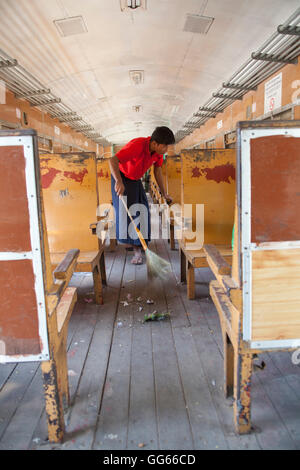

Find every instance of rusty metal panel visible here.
[0,146,31,251]
[0,130,49,363]
[238,120,300,349]
[0,259,41,356]
[250,135,300,243]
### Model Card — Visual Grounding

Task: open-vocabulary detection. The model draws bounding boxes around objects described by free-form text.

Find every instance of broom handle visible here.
[119,195,148,251]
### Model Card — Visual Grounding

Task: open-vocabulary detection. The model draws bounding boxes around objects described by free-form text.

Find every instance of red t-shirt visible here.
[116,136,163,180]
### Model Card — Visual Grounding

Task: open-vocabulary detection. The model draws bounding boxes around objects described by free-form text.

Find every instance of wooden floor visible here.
[1,236,300,450]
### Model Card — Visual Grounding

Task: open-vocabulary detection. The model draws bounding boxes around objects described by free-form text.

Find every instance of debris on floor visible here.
[146,299,154,304]
[143,311,170,323]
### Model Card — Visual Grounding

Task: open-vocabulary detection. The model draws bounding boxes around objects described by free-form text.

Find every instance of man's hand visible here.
[115,179,125,196]
[109,156,125,196]
[164,194,173,205]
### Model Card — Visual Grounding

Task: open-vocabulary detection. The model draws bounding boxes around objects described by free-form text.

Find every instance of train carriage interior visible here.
[0,0,300,452]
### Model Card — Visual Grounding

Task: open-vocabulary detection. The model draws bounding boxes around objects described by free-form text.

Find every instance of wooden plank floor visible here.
[1,237,300,450]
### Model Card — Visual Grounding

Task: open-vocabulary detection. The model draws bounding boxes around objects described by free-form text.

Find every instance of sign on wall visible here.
[264,73,282,114]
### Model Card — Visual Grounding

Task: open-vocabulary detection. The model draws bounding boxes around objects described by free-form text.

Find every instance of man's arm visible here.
[153,166,172,203]
[109,155,125,196]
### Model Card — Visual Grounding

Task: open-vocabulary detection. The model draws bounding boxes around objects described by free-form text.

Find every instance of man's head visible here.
[150,126,175,155]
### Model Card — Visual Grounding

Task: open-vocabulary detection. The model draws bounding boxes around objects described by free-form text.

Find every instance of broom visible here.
[119,195,171,280]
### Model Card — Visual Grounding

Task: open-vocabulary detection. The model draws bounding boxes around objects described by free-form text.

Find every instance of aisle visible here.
[1,237,300,450]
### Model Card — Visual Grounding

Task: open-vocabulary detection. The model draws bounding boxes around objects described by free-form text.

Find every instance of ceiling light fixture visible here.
[129,70,144,85]
[120,0,147,12]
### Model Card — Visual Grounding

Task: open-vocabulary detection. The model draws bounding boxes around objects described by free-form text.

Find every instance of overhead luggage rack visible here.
[176,7,300,141]
[0,48,107,144]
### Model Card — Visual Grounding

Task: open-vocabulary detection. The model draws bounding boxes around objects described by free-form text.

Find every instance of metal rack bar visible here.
[176,7,300,141]
[0,47,108,145]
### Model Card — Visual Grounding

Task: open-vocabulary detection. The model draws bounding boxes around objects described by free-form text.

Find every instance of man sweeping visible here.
[109,126,175,264]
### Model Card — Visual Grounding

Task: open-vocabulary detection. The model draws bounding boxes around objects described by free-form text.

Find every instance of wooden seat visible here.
[0,129,79,443]
[179,241,232,299]
[179,148,236,299]
[204,120,300,434]
[51,250,106,304]
[40,151,107,304]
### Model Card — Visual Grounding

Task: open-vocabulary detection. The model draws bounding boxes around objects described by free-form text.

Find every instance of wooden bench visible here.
[40,151,107,304]
[179,148,236,299]
[204,120,300,434]
[179,241,232,299]
[0,129,79,443]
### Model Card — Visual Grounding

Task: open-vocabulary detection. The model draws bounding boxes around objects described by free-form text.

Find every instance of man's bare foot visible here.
[131,247,143,264]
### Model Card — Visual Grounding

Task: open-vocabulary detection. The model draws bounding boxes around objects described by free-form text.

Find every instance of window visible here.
[224,131,236,149]
[38,135,53,153]
[205,138,216,149]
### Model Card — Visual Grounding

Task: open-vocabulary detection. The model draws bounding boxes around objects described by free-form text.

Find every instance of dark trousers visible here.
[111,172,151,246]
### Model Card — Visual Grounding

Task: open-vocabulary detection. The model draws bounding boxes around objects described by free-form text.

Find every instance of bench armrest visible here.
[53,249,80,280]
[203,244,231,276]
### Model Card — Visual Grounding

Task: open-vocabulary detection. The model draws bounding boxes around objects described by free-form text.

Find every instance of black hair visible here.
[150,126,175,145]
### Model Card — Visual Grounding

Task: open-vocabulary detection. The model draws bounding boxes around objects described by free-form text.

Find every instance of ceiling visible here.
[0,0,299,145]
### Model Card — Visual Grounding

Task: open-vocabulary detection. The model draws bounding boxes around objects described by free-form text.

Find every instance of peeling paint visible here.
[202,163,235,183]
[97,169,109,179]
[42,361,64,441]
[191,167,201,178]
[63,169,88,184]
[41,168,62,189]
[236,399,250,424]
[191,163,235,183]
[40,157,52,165]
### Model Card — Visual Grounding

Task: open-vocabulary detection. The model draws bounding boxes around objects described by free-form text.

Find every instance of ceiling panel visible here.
[0,0,299,144]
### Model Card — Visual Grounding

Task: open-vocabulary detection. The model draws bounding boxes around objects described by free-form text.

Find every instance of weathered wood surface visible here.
[251,248,300,342]
[1,240,300,450]
[53,249,80,280]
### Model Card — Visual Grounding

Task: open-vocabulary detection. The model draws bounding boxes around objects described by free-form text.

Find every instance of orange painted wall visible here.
[0,88,104,156]
[176,54,300,152]
[40,152,99,253]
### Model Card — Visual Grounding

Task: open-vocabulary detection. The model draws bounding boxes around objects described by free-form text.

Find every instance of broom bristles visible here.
[145,248,172,281]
